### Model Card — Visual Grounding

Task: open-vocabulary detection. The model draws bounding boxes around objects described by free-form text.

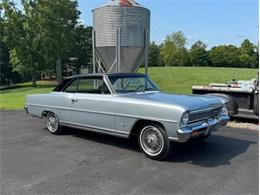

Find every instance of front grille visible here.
[189,107,221,123]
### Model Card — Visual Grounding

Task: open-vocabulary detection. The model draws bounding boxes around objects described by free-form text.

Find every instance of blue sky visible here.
[78,0,259,48]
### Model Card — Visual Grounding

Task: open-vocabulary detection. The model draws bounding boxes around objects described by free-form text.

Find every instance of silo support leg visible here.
[92,29,96,73]
[144,29,149,75]
[116,27,122,73]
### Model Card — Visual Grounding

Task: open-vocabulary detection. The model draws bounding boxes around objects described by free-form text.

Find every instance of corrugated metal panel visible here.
[93,6,150,47]
[93,0,150,73]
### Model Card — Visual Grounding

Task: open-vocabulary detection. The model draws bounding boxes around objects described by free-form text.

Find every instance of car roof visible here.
[65,72,146,79]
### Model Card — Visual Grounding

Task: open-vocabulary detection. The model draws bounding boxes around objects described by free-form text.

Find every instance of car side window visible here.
[78,77,110,94]
[64,79,78,93]
[125,78,146,91]
[111,77,154,92]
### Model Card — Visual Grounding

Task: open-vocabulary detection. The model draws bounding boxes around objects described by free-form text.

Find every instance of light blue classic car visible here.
[25,73,229,160]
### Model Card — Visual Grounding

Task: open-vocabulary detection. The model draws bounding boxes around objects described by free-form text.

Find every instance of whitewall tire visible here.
[45,112,62,134]
[138,123,171,160]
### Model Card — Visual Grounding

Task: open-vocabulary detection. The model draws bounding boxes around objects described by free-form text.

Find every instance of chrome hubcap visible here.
[140,126,164,156]
[46,113,58,132]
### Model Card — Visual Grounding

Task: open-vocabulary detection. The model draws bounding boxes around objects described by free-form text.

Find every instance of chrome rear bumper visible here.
[175,115,230,143]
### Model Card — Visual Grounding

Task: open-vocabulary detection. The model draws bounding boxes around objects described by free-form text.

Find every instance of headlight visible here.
[221,104,228,116]
[181,112,189,126]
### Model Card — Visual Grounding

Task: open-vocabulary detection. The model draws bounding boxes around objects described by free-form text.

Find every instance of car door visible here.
[54,78,79,123]
[69,76,116,132]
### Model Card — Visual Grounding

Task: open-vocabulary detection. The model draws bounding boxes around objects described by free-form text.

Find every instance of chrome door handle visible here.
[71,99,79,103]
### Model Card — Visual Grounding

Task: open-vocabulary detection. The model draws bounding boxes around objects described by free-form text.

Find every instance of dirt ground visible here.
[227,119,259,131]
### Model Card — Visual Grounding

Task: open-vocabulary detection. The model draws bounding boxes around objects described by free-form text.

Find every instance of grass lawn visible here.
[0,67,258,110]
[0,81,57,110]
[140,67,258,94]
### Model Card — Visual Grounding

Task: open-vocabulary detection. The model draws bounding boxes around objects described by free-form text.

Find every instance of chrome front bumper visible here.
[176,115,230,143]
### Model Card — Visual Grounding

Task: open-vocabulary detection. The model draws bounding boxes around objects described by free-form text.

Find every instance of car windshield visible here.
[108,74,159,94]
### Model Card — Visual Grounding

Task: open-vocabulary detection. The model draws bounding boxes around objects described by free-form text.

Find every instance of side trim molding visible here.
[28,104,178,123]
[60,121,130,138]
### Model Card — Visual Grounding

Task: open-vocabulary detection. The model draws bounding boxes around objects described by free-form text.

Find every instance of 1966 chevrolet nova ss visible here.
[25,73,229,160]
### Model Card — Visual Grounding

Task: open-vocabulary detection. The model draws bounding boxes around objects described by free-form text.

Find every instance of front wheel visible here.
[138,123,171,160]
[45,112,63,134]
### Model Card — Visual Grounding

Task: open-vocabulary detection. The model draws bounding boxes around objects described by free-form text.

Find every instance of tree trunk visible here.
[76,62,81,75]
[32,72,37,88]
[56,59,62,83]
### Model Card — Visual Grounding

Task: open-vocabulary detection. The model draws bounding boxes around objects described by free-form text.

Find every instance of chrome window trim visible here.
[62,78,79,93]
[105,74,160,95]
[61,75,113,95]
[103,75,116,95]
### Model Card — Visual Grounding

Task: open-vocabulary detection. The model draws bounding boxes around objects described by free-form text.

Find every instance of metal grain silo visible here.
[92,0,150,73]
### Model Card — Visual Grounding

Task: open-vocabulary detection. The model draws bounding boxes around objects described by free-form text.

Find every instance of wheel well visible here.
[42,111,50,117]
[130,119,165,138]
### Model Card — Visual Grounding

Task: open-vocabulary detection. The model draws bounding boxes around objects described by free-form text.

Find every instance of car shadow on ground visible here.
[60,127,257,167]
[62,127,140,151]
[168,135,257,167]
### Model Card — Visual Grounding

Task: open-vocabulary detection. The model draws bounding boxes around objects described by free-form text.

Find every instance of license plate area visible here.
[191,127,207,137]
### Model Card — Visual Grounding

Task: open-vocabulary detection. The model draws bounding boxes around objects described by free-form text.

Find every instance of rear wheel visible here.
[138,123,171,160]
[45,112,62,134]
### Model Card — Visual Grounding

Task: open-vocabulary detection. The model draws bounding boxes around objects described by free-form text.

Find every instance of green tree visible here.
[71,25,92,73]
[0,7,10,84]
[165,31,186,48]
[190,41,209,66]
[148,41,161,67]
[240,39,255,56]
[1,0,40,87]
[0,4,22,85]
[239,39,258,68]
[209,45,240,67]
[1,0,80,87]
[160,31,187,66]
[158,44,165,66]
[0,42,11,85]
[251,43,259,68]
[36,0,80,83]
[179,48,191,66]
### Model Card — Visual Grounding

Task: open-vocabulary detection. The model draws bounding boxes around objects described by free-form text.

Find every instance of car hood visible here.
[118,92,223,111]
